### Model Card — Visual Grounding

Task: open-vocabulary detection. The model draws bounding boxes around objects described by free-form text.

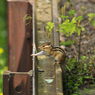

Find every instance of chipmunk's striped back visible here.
[52,46,65,54]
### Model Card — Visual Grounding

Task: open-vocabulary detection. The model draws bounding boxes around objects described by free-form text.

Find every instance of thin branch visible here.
[83,20,91,27]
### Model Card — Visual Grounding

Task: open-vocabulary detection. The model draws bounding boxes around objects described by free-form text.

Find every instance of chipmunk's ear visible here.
[47,42,51,45]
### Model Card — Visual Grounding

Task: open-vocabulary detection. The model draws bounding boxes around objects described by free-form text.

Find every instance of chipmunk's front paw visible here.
[30,54,36,56]
[53,60,59,65]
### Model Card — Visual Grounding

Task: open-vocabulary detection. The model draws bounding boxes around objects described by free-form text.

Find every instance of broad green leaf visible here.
[73,40,75,44]
[80,56,88,60]
[92,20,95,27]
[76,27,81,36]
[88,13,95,20]
[72,17,77,23]
[67,0,71,2]
[81,27,85,31]
[76,16,83,21]
[61,40,72,46]
[69,10,76,16]
[61,15,69,19]
[46,26,49,29]
[89,61,92,63]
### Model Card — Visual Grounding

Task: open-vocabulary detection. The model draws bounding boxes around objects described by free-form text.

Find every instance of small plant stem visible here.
[83,20,91,27]
[78,31,81,60]
[62,4,66,16]
[72,44,78,61]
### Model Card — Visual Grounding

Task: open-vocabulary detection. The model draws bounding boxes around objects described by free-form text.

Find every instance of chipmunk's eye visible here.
[43,45,45,47]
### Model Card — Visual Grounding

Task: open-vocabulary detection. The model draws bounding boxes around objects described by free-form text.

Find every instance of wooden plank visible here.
[3,70,33,95]
[52,0,59,46]
[52,0,64,95]
[35,0,56,94]
[8,1,33,72]
[33,0,64,94]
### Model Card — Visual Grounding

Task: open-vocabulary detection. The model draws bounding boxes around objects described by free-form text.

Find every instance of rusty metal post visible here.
[3,1,33,95]
[7,0,33,72]
[3,70,33,95]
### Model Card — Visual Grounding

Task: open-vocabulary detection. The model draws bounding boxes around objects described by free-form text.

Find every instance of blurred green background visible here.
[0,0,8,94]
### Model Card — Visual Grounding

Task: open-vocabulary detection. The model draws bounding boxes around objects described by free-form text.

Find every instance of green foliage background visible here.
[0,0,8,94]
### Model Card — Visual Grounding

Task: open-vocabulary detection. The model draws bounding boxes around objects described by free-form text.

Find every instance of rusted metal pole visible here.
[3,70,33,95]
[32,0,38,94]
[8,0,33,72]
[3,1,33,95]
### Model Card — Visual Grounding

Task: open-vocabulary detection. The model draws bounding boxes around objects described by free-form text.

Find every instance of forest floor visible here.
[59,0,95,95]
[59,0,95,59]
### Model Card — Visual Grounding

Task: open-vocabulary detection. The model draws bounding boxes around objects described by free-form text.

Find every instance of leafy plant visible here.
[60,13,94,36]
[63,57,95,95]
[67,0,71,2]
[61,39,75,46]
[57,1,95,95]
[46,10,95,37]
[23,14,32,25]
[61,40,72,46]
[91,20,95,27]
[46,22,54,38]
[69,10,76,16]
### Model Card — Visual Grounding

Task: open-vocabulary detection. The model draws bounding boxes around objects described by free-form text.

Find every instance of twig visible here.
[83,20,91,27]
[78,31,82,60]
[72,43,78,61]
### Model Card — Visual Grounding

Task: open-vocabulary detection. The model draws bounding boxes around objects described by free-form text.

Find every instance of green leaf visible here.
[84,88,91,93]
[67,0,71,2]
[61,40,72,46]
[66,65,70,71]
[80,56,88,60]
[73,40,75,44]
[46,22,54,31]
[61,15,69,19]
[81,27,85,31]
[84,76,90,79]
[92,20,95,27]
[46,26,49,29]
[84,63,87,68]
[76,16,83,21]
[69,10,76,16]
[71,58,76,63]
[76,27,81,36]
[89,60,92,64]
[72,17,77,23]
[88,13,95,20]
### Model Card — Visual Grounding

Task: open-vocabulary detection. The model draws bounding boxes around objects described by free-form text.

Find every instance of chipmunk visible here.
[31,42,66,65]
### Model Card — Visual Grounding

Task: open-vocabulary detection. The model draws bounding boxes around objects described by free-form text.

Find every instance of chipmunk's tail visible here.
[60,62,66,73]
[60,55,66,77]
